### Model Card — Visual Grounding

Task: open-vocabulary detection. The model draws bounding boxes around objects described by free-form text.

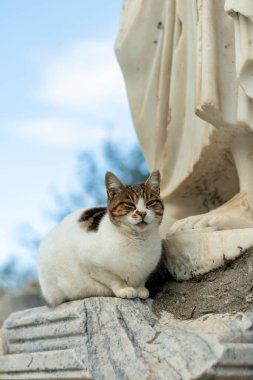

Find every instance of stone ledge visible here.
[164,228,253,280]
[0,298,253,379]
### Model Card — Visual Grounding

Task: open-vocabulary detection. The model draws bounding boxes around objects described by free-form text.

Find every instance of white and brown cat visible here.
[38,171,164,306]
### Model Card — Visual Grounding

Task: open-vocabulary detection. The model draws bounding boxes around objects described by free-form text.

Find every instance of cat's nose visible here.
[137,211,147,219]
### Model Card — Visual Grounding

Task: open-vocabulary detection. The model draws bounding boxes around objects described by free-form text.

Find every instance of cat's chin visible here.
[135,221,149,229]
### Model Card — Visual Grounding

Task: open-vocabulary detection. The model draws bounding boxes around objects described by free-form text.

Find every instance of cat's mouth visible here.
[136,221,148,228]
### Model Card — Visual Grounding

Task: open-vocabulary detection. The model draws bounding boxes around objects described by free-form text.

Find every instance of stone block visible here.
[0,298,253,379]
[164,228,253,280]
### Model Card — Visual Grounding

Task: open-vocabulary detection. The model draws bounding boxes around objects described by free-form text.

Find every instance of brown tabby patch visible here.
[78,207,107,232]
[108,184,164,225]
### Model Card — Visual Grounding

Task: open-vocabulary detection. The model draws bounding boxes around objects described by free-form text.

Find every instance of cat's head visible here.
[105,171,164,233]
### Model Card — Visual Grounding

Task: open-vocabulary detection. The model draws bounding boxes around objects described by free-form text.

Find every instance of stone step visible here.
[0,349,91,379]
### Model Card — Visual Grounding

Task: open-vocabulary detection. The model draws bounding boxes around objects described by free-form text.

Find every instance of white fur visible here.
[38,205,162,306]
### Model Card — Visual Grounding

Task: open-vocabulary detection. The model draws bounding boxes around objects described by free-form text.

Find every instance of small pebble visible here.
[246,294,253,303]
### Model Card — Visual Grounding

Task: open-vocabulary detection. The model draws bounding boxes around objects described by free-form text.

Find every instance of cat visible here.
[38,171,164,306]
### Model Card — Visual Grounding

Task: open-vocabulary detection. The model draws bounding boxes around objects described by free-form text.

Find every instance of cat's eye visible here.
[120,202,135,208]
[146,200,158,207]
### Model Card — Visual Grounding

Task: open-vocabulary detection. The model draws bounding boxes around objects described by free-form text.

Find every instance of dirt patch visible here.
[152,248,253,320]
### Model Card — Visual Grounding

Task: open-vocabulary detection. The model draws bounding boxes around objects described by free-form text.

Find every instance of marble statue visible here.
[115,0,253,234]
[115,0,253,278]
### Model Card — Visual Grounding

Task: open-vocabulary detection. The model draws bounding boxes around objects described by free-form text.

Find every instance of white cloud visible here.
[17,118,109,149]
[38,40,128,119]
[14,39,137,149]
[16,117,137,149]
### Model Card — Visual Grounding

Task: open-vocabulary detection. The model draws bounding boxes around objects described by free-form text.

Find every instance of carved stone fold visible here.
[1,298,253,379]
[164,228,253,280]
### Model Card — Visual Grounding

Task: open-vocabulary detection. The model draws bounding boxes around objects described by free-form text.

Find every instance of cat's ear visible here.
[145,170,160,194]
[105,172,124,199]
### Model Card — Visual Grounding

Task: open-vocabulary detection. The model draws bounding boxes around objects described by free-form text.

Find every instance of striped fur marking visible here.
[78,207,107,232]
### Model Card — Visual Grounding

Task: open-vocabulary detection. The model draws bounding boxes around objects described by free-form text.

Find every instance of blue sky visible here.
[0,1,138,265]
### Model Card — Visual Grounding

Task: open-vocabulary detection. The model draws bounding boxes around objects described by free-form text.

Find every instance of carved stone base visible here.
[164,228,253,280]
[1,298,253,379]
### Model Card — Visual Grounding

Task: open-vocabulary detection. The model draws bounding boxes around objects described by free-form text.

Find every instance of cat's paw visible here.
[136,287,149,299]
[115,287,138,299]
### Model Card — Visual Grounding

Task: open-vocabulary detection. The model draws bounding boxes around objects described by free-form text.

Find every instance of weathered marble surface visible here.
[1,297,253,379]
[116,0,253,238]
[164,228,253,280]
